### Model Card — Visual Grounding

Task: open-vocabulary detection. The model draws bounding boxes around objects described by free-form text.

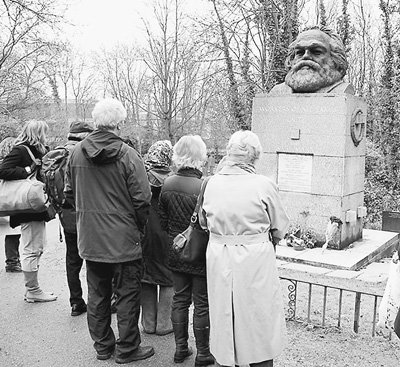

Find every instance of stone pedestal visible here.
[252,93,367,249]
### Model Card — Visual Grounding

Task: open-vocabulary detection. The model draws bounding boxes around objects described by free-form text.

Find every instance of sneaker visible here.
[5,264,22,273]
[115,346,155,364]
[71,303,87,316]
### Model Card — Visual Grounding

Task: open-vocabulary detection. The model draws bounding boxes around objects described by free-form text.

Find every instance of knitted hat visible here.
[69,121,93,134]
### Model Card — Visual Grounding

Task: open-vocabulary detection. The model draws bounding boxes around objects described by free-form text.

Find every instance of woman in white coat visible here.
[200,130,289,367]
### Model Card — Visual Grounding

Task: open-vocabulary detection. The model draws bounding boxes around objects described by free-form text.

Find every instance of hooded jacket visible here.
[65,130,151,263]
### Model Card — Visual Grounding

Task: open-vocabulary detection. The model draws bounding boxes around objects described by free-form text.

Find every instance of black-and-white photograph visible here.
[1,0,400,366]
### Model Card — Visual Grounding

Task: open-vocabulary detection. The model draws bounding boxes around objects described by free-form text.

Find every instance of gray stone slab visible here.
[276,229,398,271]
[326,269,360,279]
[278,261,332,274]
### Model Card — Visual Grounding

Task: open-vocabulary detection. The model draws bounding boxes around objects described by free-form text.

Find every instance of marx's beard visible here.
[285,59,343,92]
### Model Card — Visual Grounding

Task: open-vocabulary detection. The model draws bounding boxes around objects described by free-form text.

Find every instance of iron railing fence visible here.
[280,277,385,337]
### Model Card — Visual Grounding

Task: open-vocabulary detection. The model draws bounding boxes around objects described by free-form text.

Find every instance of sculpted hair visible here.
[227,130,262,164]
[285,26,348,78]
[14,120,49,155]
[172,135,207,170]
[92,98,127,130]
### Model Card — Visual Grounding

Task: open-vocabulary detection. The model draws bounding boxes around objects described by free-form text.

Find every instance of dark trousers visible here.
[171,271,209,328]
[64,231,84,306]
[5,234,20,266]
[86,259,143,358]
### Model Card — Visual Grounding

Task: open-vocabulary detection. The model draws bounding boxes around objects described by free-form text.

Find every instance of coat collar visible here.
[177,167,203,179]
[217,165,253,175]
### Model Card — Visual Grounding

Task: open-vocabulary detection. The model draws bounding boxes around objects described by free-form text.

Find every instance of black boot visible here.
[194,326,214,366]
[172,321,193,363]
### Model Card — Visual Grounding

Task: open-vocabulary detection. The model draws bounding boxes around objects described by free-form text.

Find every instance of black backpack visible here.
[40,147,69,212]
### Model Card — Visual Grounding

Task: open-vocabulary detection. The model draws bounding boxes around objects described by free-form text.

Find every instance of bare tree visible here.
[95,44,151,146]
[143,0,215,141]
[199,0,301,130]
[0,0,66,116]
[70,54,97,120]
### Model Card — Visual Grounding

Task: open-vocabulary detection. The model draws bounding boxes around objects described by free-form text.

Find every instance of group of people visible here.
[0,97,289,367]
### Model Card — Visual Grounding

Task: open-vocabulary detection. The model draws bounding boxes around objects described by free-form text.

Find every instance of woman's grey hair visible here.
[226,130,262,164]
[172,135,207,170]
[14,120,49,155]
[92,98,127,130]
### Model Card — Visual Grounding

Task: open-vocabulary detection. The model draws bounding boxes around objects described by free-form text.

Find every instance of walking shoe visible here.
[24,290,57,303]
[5,264,22,272]
[96,348,114,361]
[71,303,87,316]
[115,346,155,364]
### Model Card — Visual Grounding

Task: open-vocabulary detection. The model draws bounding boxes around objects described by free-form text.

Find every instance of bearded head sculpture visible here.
[271,26,353,94]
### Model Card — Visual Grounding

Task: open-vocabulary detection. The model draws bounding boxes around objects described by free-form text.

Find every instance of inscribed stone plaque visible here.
[278,153,313,193]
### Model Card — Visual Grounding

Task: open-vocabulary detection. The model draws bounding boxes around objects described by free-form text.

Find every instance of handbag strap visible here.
[20,145,37,163]
[190,176,210,226]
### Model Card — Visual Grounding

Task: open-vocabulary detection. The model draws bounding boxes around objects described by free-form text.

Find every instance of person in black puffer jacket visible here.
[0,120,56,303]
[159,135,214,367]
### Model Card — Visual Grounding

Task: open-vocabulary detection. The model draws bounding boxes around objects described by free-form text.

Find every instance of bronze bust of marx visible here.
[270,26,354,95]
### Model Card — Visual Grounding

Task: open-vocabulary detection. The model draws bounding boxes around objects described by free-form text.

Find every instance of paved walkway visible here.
[1,219,399,367]
[0,219,194,367]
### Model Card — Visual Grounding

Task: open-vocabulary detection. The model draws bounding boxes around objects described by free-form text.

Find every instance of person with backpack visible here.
[43,121,93,316]
[0,120,56,303]
[0,136,22,273]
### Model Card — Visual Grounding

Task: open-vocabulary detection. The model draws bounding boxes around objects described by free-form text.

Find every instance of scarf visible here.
[216,156,256,174]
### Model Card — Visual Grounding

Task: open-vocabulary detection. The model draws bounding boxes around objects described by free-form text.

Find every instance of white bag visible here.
[0,144,47,217]
[0,174,47,216]
[377,252,400,331]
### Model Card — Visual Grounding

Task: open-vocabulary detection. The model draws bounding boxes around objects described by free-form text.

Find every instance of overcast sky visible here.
[64,0,380,52]
[64,0,211,51]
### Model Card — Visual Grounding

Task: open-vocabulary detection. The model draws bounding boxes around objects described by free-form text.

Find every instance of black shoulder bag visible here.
[172,177,210,264]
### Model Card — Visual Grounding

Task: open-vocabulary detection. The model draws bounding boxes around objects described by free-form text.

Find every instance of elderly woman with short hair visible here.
[159,135,214,367]
[200,130,290,367]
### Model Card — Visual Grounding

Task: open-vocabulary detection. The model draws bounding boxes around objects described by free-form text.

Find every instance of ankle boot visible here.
[250,360,273,367]
[141,283,157,334]
[172,321,193,363]
[156,286,173,335]
[23,271,57,303]
[194,326,214,366]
